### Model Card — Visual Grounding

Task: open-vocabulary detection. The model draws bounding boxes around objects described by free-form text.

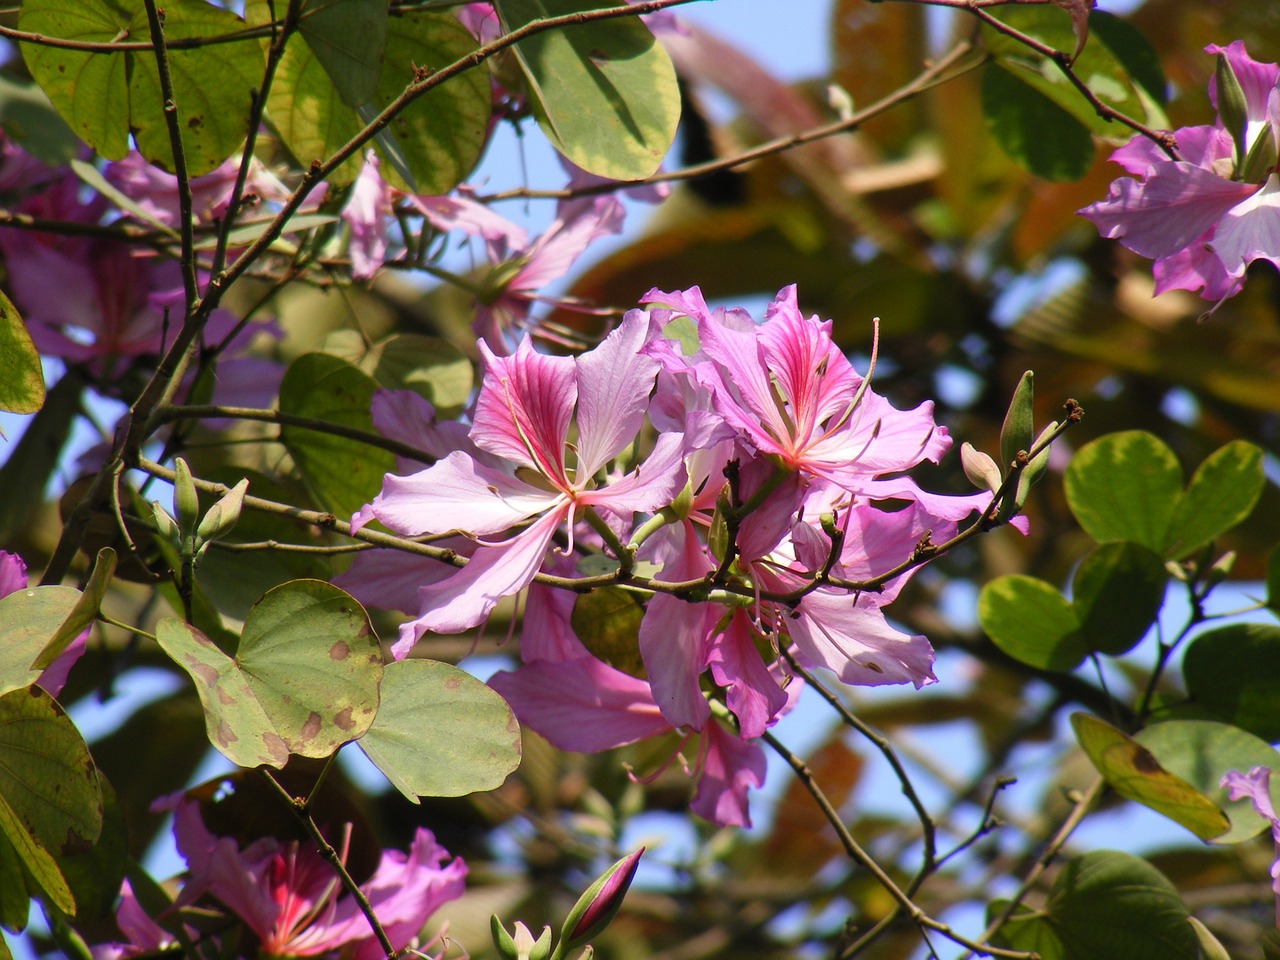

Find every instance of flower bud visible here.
[960,443,1002,494]
[999,370,1035,473]
[560,848,644,950]
[172,458,200,542]
[1215,51,1250,166]
[195,479,249,545]
[151,501,180,542]
[491,917,552,960]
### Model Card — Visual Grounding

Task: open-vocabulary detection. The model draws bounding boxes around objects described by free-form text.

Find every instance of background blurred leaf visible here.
[0,292,43,416]
[1182,624,1280,742]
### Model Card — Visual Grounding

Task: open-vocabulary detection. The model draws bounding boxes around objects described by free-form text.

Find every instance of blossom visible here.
[1221,766,1280,926]
[353,311,686,656]
[156,791,466,960]
[1079,41,1280,302]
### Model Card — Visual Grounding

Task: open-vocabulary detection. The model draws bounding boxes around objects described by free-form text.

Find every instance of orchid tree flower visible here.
[1221,766,1280,926]
[353,311,686,657]
[154,793,466,960]
[1079,41,1280,304]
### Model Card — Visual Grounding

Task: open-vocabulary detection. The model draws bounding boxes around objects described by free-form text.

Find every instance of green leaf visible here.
[978,575,1087,671]
[981,64,1094,181]
[264,8,490,191]
[1183,623,1280,742]
[1165,440,1264,561]
[0,828,29,931]
[1071,713,1229,841]
[1071,542,1166,657]
[496,0,679,180]
[19,0,131,160]
[0,586,81,696]
[1135,719,1280,845]
[999,370,1035,473]
[1268,545,1280,616]
[0,687,105,916]
[1064,431,1182,551]
[1048,851,1199,960]
[0,372,80,543]
[298,0,387,107]
[34,548,115,672]
[278,353,396,521]
[54,773,127,923]
[156,580,382,769]
[982,7,1154,136]
[328,332,475,417]
[1087,12,1165,107]
[1187,917,1231,960]
[0,290,44,416]
[357,660,521,800]
[572,587,647,677]
[987,900,1065,960]
[21,0,266,175]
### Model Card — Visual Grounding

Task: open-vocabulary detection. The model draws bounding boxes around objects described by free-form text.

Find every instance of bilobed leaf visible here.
[0,687,104,910]
[265,10,489,191]
[21,0,265,175]
[1135,720,1280,845]
[1088,12,1166,107]
[278,353,396,521]
[358,660,520,801]
[0,290,44,416]
[1182,623,1280,742]
[1071,542,1166,657]
[1064,431,1182,550]
[0,586,80,696]
[981,64,1094,181]
[55,773,127,922]
[0,75,81,165]
[1071,713,1229,841]
[19,0,131,159]
[0,373,80,544]
[1048,851,1199,960]
[299,0,387,107]
[978,575,1087,671]
[0,828,28,931]
[496,0,679,179]
[156,580,383,769]
[1165,440,1264,560]
[343,333,474,416]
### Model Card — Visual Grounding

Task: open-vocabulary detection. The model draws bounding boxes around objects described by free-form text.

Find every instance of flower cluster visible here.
[93,788,465,960]
[346,285,993,825]
[1080,41,1280,304]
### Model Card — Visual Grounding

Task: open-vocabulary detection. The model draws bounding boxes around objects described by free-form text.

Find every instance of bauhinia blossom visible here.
[1221,766,1280,926]
[354,310,686,657]
[1079,41,1280,303]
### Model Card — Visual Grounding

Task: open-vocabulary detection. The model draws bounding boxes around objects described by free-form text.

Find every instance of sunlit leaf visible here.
[495,0,679,180]
[1064,431,1182,551]
[0,587,80,696]
[0,291,43,416]
[1182,623,1280,742]
[156,580,382,769]
[988,900,1066,960]
[21,0,265,175]
[1135,719,1280,845]
[978,575,1087,671]
[298,0,387,107]
[263,8,489,191]
[332,332,475,417]
[0,687,104,913]
[1071,713,1229,841]
[1164,440,1264,561]
[358,659,521,801]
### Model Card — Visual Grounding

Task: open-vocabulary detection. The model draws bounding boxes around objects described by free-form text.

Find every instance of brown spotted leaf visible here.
[157,580,382,769]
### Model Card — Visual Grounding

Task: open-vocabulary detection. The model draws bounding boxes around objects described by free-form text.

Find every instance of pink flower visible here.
[353,311,686,656]
[160,792,465,960]
[1222,766,1280,926]
[104,149,294,228]
[488,654,766,827]
[1079,41,1280,302]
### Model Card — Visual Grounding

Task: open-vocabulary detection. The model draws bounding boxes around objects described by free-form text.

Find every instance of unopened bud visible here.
[999,371,1035,474]
[960,443,1002,494]
[560,848,644,950]
[195,479,249,544]
[491,917,552,960]
[1215,52,1250,166]
[1207,550,1237,586]
[173,458,200,541]
[151,501,179,541]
